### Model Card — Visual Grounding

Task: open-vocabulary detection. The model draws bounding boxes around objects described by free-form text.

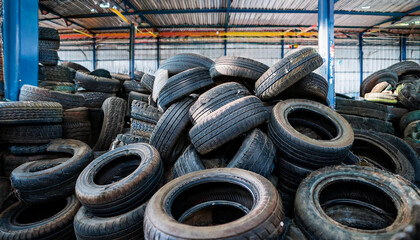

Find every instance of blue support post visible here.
[359,33,364,87]
[4,0,39,100]
[318,0,335,109]
[281,37,285,58]
[129,23,135,79]
[92,38,96,70]
[400,35,407,62]
[157,37,160,69]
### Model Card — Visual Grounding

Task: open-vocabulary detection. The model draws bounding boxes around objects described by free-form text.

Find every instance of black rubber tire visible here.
[75,71,121,93]
[130,119,155,139]
[0,101,62,124]
[111,133,149,150]
[0,124,62,144]
[0,179,11,211]
[74,203,147,240]
[76,143,163,217]
[335,98,389,121]
[39,49,59,66]
[62,121,91,143]
[398,83,420,111]
[19,84,85,109]
[144,168,284,240]
[38,81,75,93]
[294,165,420,240]
[157,67,213,111]
[400,110,420,132]
[126,91,149,117]
[351,129,415,182]
[152,69,168,102]
[210,56,269,82]
[140,73,155,92]
[255,48,323,100]
[360,69,398,97]
[172,145,206,179]
[269,99,354,168]
[387,107,409,122]
[111,73,131,81]
[43,65,73,82]
[10,139,92,203]
[388,61,420,78]
[90,69,112,79]
[226,128,276,178]
[0,195,80,240]
[134,71,144,81]
[190,96,269,155]
[39,27,60,41]
[281,72,329,101]
[75,91,115,108]
[123,80,150,94]
[92,97,126,151]
[38,64,46,81]
[341,114,395,134]
[62,61,90,72]
[131,100,162,124]
[189,82,250,125]
[39,39,60,50]
[8,144,49,155]
[149,95,196,164]
[159,53,214,76]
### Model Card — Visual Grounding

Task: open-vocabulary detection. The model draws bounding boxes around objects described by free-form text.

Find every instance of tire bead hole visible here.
[287,108,338,140]
[320,180,397,230]
[170,182,254,226]
[94,155,141,185]
[14,198,67,225]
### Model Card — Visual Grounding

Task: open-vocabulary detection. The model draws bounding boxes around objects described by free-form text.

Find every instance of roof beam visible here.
[39,8,418,21]
[120,0,155,27]
[39,4,91,31]
[364,5,420,32]
[225,0,231,33]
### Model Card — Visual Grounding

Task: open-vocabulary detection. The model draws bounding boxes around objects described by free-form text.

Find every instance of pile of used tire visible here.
[0,38,419,239]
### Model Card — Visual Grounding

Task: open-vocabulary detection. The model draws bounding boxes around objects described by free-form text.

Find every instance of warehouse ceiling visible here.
[38,0,420,39]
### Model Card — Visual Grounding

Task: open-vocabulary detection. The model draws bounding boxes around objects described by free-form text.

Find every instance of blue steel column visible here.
[4,0,38,100]
[129,24,135,79]
[359,33,364,87]
[400,35,407,62]
[318,0,335,109]
[92,38,96,70]
[281,37,285,58]
[156,37,160,68]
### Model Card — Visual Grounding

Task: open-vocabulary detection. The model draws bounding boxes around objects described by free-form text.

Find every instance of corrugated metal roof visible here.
[131,0,227,11]
[145,13,226,26]
[231,0,318,10]
[229,12,317,26]
[334,0,420,13]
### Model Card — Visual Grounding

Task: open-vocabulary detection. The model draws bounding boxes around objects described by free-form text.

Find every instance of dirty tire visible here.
[130,119,155,138]
[19,84,85,109]
[388,61,420,78]
[93,97,126,151]
[117,133,149,145]
[210,56,269,82]
[90,69,112,79]
[126,91,149,117]
[336,98,389,121]
[173,145,206,179]
[190,96,269,155]
[141,73,155,92]
[360,69,398,97]
[189,82,250,125]
[8,144,49,155]
[39,27,60,41]
[63,107,89,121]
[38,81,75,93]
[0,195,80,240]
[62,61,90,72]
[76,143,163,217]
[111,73,131,81]
[75,71,121,93]
[398,83,420,111]
[0,101,62,124]
[152,69,169,102]
[123,80,150,94]
[341,114,394,134]
[157,67,213,111]
[295,165,420,240]
[10,139,93,203]
[159,53,214,76]
[39,39,60,50]
[387,107,409,122]
[74,203,147,240]
[131,100,162,124]
[282,72,329,101]
[150,96,196,164]
[39,49,59,66]
[144,168,284,240]
[43,65,73,82]
[400,110,420,132]
[0,124,62,144]
[62,121,92,143]
[76,91,115,108]
[255,48,323,100]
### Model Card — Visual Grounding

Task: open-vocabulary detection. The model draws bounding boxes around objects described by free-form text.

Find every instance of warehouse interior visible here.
[0,0,420,239]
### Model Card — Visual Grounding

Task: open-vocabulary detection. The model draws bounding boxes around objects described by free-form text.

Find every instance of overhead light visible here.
[99,2,110,8]
[91,8,96,13]
[361,6,371,9]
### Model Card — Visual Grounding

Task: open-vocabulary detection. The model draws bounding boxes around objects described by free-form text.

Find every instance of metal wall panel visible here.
[407,41,420,64]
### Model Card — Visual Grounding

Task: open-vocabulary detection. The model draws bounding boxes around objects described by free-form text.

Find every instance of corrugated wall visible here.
[58,38,420,95]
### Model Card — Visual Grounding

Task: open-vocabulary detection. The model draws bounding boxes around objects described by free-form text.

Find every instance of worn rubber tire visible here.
[123,80,150,94]
[130,119,155,139]
[269,99,354,167]
[39,49,59,66]
[387,107,409,122]
[62,61,90,72]
[131,100,162,124]
[141,73,155,92]
[0,124,62,144]
[151,69,168,102]
[341,114,394,134]
[10,139,93,203]
[75,71,121,93]
[38,81,75,93]
[255,48,323,100]
[126,91,149,117]
[74,203,146,240]
[63,107,89,121]
[210,56,269,82]
[157,67,213,111]
[398,83,420,111]
[43,65,73,82]
[0,101,62,124]
[172,145,206,179]
[76,143,163,217]
[8,144,49,155]
[371,81,392,93]
[360,69,398,97]
[295,165,420,240]
[388,61,420,78]
[92,97,126,151]
[400,110,420,132]
[90,69,112,79]
[39,39,60,50]
[19,85,85,109]
[281,72,329,101]
[0,195,80,240]
[365,93,398,104]
[336,98,389,121]
[111,73,131,81]
[144,168,284,240]
[39,27,60,41]
[62,121,91,143]
[75,91,115,108]
[150,96,196,164]
[189,82,250,125]
[159,53,214,76]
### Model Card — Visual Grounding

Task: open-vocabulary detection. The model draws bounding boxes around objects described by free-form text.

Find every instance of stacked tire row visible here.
[0,46,419,239]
